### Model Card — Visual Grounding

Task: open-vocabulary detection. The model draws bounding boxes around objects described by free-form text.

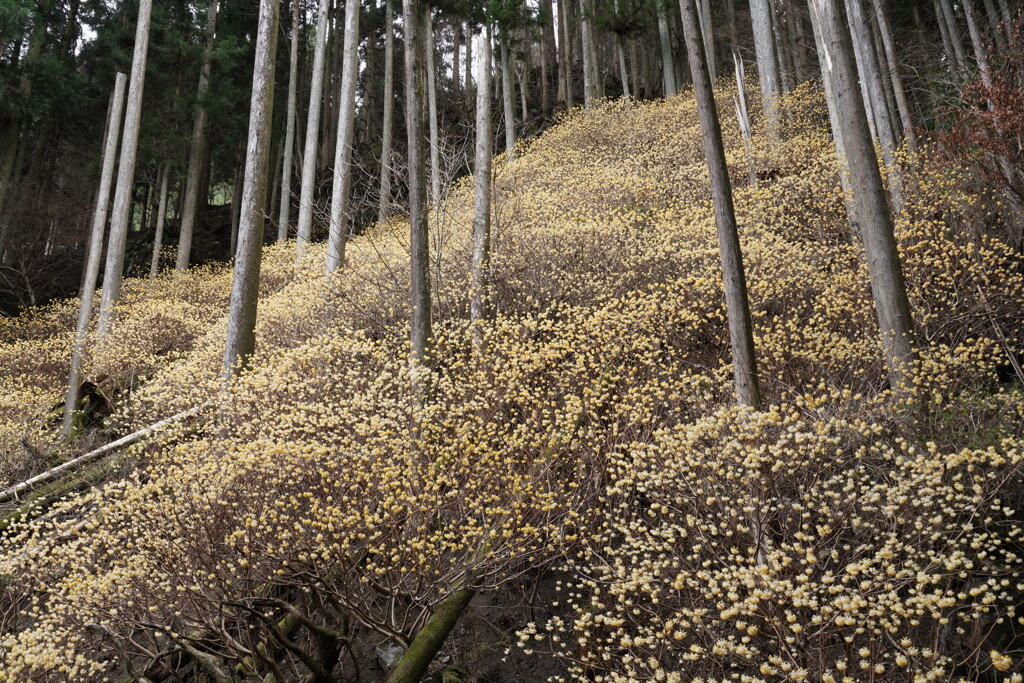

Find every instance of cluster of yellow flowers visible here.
[0,83,1021,680]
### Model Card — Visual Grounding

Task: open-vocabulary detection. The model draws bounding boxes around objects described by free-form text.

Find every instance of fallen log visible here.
[0,405,203,506]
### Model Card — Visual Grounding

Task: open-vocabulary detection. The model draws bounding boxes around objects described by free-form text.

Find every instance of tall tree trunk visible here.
[224,0,280,376]
[229,165,242,257]
[807,3,854,208]
[657,3,678,96]
[425,9,441,203]
[844,0,903,212]
[963,0,993,86]
[96,0,153,338]
[326,0,360,273]
[175,0,220,273]
[453,20,462,91]
[470,26,493,354]
[464,21,475,110]
[871,0,918,154]
[557,0,572,107]
[403,0,432,369]
[680,0,762,408]
[543,0,557,112]
[938,0,970,75]
[149,163,170,276]
[750,0,782,136]
[61,72,127,440]
[278,0,301,242]
[981,0,1007,49]
[809,0,916,387]
[378,0,396,223]
[692,0,718,81]
[934,0,961,77]
[501,31,517,153]
[297,0,332,253]
[580,0,599,106]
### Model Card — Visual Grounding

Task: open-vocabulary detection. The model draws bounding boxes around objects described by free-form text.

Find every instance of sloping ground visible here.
[0,84,1022,681]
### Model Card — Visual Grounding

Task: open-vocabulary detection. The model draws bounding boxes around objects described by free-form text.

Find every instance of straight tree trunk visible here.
[278,0,301,242]
[557,0,572,106]
[543,0,558,112]
[938,0,970,75]
[229,165,242,257]
[297,0,332,253]
[580,0,600,106]
[175,0,220,273]
[96,0,153,338]
[809,0,916,387]
[963,0,993,86]
[326,0,360,273]
[61,72,127,440]
[981,0,1007,49]
[464,21,475,110]
[807,3,854,208]
[426,10,441,203]
[750,0,782,136]
[845,0,904,212]
[149,163,170,276]
[693,0,718,81]
[470,26,493,354]
[934,0,961,77]
[378,0,396,223]
[453,21,462,90]
[657,3,678,96]
[871,0,918,154]
[680,0,762,408]
[404,0,432,369]
[224,0,280,376]
[501,31,517,153]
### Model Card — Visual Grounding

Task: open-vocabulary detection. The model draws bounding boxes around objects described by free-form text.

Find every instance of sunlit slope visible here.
[0,85,1022,680]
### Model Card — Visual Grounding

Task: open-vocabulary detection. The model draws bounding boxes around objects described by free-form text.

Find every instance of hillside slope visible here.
[1,85,1023,681]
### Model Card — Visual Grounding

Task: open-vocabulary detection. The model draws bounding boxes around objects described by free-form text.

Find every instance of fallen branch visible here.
[385,589,475,683]
[0,405,203,505]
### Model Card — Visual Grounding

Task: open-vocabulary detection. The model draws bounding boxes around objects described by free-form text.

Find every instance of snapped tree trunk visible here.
[61,72,127,440]
[378,0,396,223]
[223,0,279,376]
[175,0,220,273]
[278,0,301,242]
[404,0,432,370]
[326,0,360,273]
[96,0,153,338]
[471,26,493,354]
[809,0,916,388]
[149,163,170,276]
[297,0,332,254]
[680,0,762,408]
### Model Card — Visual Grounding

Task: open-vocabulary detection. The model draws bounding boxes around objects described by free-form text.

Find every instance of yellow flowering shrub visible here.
[0,84,1021,680]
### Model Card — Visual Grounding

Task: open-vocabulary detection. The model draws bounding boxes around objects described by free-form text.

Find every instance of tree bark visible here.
[175,0,220,273]
[326,0,360,273]
[404,0,432,369]
[680,0,762,408]
[96,0,153,338]
[981,0,1007,50]
[278,0,301,242]
[471,26,493,354]
[465,21,475,110]
[938,0,970,76]
[425,9,441,203]
[557,0,572,106]
[750,0,782,137]
[657,3,678,96]
[871,0,918,154]
[149,163,170,276]
[385,590,475,683]
[844,0,903,212]
[378,0,396,223]
[963,0,993,87]
[297,0,332,254]
[224,0,280,376]
[580,0,599,106]
[61,72,127,440]
[809,0,916,387]
[501,30,517,153]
